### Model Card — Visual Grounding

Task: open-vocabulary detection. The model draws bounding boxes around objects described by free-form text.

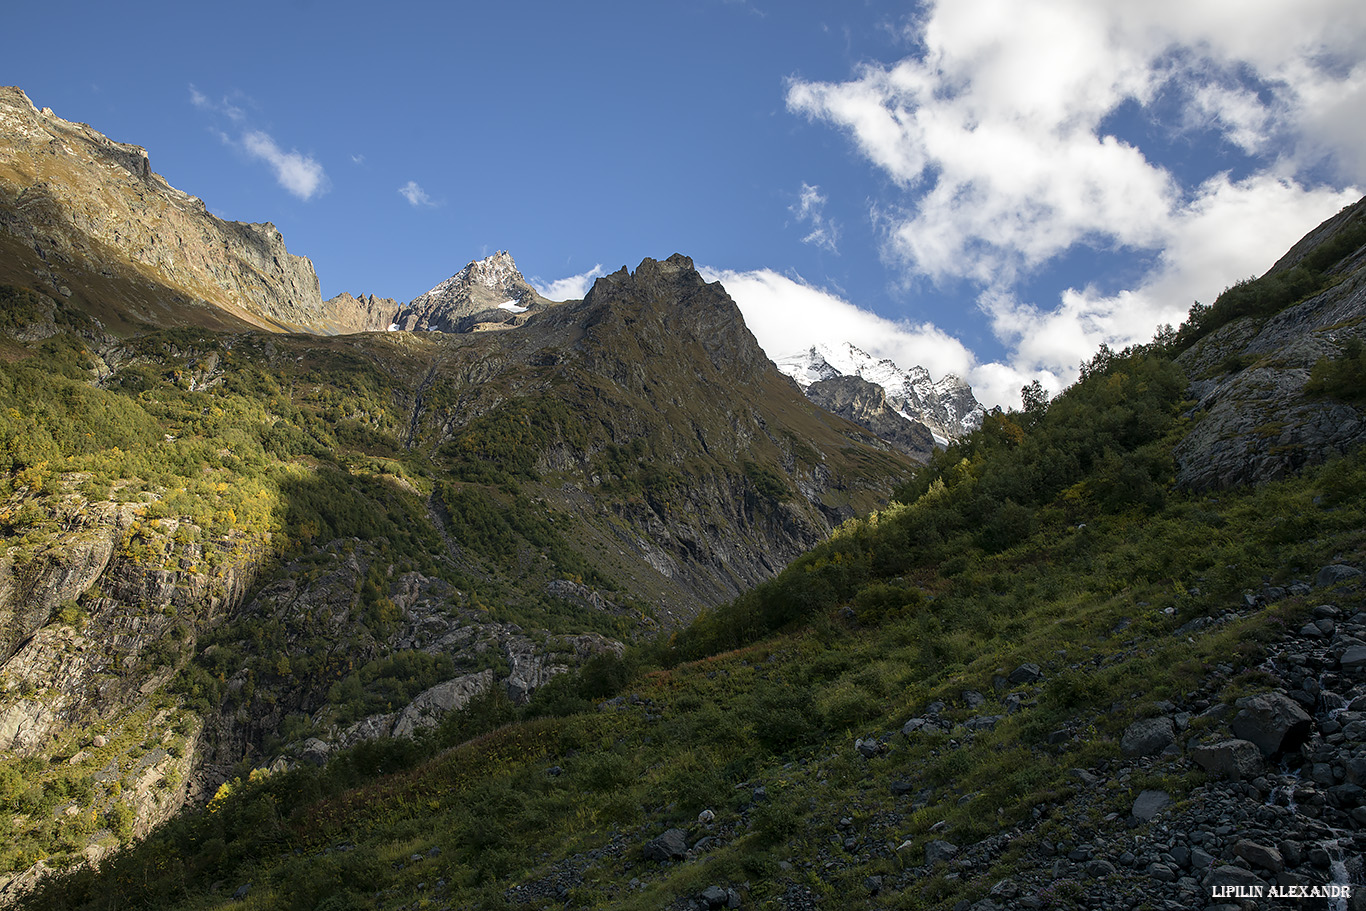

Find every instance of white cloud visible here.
[533,264,605,301]
[191,86,327,201]
[398,180,440,208]
[242,131,328,201]
[709,265,1132,409]
[791,183,840,253]
[787,0,1365,390]
[704,266,974,383]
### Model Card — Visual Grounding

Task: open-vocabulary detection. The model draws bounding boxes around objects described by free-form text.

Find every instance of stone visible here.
[1121,716,1176,757]
[1230,693,1313,756]
[1317,564,1363,588]
[1341,645,1366,673]
[700,885,729,908]
[903,717,934,735]
[1009,663,1044,685]
[1191,739,1263,781]
[963,715,1003,731]
[1131,789,1172,821]
[643,828,689,862]
[1205,865,1269,893]
[1232,839,1284,872]
[925,840,960,865]
[1085,859,1117,877]
[1330,783,1366,807]
[855,737,882,758]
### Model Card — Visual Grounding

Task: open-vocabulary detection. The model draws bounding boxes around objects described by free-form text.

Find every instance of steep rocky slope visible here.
[0,87,327,335]
[805,375,936,460]
[0,245,909,898]
[1173,197,1366,490]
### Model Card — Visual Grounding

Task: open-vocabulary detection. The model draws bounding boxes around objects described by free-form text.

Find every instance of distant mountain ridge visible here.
[392,251,560,333]
[776,341,985,447]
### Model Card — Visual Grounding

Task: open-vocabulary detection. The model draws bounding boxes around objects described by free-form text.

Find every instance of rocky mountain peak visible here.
[775,341,984,445]
[392,251,555,333]
[575,254,770,382]
[318,291,402,335]
[462,250,522,289]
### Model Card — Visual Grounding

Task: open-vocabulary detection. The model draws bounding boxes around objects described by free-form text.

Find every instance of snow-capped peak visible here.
[775,342,984,442]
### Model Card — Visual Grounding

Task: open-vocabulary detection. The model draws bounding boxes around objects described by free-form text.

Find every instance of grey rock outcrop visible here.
[806,375,935,460]
[1190,739,1263,780]
[1173,198,1366,490]
[391,669,495,738]
[1230,692,1313,756]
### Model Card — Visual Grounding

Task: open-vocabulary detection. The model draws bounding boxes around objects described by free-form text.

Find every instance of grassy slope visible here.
[22,284,1366,909]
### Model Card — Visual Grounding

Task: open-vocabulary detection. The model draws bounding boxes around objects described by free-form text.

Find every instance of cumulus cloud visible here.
[242,131,328,201]
[704,267,974,383]
[791,183,840,253]
[190,85,327,201]
[398,180,440,208]
[710,266,1131,409]
[532,264,606,301]
[786,0,1365,389]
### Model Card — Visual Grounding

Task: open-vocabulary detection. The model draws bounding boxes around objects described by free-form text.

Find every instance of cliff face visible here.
[0,87,325,334]
[806,375,936,461]
[1173,198,1366,490]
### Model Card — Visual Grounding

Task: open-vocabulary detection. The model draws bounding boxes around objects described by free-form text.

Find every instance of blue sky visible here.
[7,0,1366,406]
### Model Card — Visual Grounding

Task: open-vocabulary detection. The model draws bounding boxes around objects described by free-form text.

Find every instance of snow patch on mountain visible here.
[776,342,985,442]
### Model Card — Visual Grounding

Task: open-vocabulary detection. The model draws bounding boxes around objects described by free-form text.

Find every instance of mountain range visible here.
[775,342,985,460]
[2,85,1366,911]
